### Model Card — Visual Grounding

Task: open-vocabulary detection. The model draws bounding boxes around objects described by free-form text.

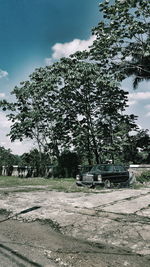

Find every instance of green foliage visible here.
[58,151,80,178]
[21,149,51,177]
[90,0,150,87]
[0,146,21,175]
[137,171,150,183]
[0,175,69,187]
[0,58,138,165]
[122,130,150,164]
[0,176,96,193]
[1,0,149,165]
[51,58,137,164]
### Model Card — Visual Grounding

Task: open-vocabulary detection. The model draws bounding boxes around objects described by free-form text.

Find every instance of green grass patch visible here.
[131,183,144,189]
[0,176,97,193]
[1,176,135,193]
[136,171,150,184]
[0,176,75,187]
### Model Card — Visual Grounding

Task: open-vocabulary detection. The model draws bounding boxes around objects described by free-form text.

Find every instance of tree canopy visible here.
[1,0,150,168]
[89,0,150,88]
[0,57,138,165]
[0,146,21,175]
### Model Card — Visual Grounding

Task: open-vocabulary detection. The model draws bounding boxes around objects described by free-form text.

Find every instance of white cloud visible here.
[0,136,34,155]
[0,93,5,98]
[143,104,150,117]
[0,112,34,155]
[146,112,150,117]
[128,100,137,106]
[129,92,150,100]
[45,35,96,64]
[0,69,8,79]
[45,58,53,66]
[128,92,150,106]
[0,112,12,128]
[145,104,150,109]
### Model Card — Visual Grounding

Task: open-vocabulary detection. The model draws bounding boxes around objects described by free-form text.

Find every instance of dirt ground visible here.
[0,185,150,266]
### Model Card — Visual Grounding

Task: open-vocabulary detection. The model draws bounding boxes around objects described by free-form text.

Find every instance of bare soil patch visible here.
[0,215,149,267]
[0,186,150,266]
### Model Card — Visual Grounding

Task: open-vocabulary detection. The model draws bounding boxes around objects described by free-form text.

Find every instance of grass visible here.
[131,183,144,189]
[1,175,148,193]
[0,176,96,193]
[0,176,63,187]
[136,171,150,184]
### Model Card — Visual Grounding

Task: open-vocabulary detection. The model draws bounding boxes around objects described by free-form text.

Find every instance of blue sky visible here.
[0,0,100,91]
[0,0,150,154]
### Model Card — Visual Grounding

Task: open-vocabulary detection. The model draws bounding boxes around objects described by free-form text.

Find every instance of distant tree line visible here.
[0,146,80,177]
[0,146,21,175]
[0,130,150,178]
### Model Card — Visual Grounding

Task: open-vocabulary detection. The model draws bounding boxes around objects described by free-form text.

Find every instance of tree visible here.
[120,129,150,163]
[0,56,138,165]
[58,150,80,178]
[0,146,21,175]
[89,0,150,88]
[48,58,138,164]
[124,53,150,89]
[21,149,51,176]
[0,66,67,163]
[2,1,145,167]
[134,130,150,163]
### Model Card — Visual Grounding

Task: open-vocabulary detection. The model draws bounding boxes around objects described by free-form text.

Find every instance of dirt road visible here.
[0,186,150,266]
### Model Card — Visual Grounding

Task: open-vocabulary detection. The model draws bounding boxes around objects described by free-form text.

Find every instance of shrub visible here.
[137,171,150,183]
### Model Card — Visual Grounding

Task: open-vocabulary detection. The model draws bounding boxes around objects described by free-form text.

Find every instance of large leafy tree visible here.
[1,66,67,162]
[52,57,137,164]
[2,0,145,165]
[0,57,137,165]
[89,0,150,88]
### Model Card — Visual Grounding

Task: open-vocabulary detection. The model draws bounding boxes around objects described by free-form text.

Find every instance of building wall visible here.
[129,165,150,176]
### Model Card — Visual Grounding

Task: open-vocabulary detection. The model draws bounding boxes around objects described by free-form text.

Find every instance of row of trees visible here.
[0,146,80,177]
[0,146,21,175]
[0,0,150,174]
[1,127,150,177]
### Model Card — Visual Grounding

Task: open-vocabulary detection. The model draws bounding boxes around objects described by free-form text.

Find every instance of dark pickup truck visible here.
[76,164,135,188]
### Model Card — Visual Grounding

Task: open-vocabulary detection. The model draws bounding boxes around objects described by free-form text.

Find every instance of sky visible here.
[0,0,150,155]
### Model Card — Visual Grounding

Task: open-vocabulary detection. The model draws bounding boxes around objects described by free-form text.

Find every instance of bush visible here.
[137,171,150,183]
[58,151,80,178]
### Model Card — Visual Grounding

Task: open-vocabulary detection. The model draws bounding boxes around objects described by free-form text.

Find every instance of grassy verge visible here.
[136,171,150,184]
[0,176,73,187]
[1,175,148,193]
[0,176,96,193]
